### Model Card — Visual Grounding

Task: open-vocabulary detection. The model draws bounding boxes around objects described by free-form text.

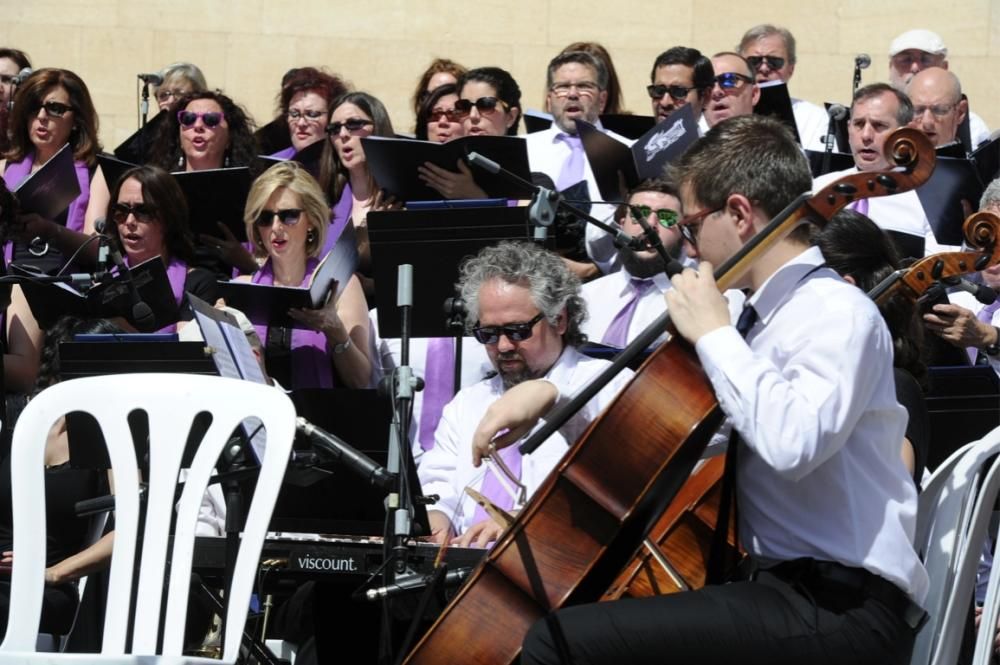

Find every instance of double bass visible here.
[404,128,937,665]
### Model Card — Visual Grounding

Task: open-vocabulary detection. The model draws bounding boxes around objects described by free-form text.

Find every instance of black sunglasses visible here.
[745,55,786,71]
[646,84,697,101]
[177,110,224,127]
[326,118,374,135]
[713,72,754,90]
[453,97,507,117]
[255,208,303,227]
[35,101,73,118]
[111,202,157,225]
[472,312,546,345]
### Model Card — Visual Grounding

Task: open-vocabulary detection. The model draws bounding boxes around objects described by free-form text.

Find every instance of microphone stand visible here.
[852,61,864,95]
[466,152,642,254]
[443,296,466,397]
[140,80,152,128]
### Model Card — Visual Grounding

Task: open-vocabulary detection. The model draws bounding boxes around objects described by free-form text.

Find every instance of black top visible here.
[0,453,100,567]
[894,367,929,488]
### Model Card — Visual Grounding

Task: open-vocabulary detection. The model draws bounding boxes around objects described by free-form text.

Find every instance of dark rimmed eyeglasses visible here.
[326,118,374,135]
[629,205,679,229]
[646,84,697,101]
[430,107,462,123]
[472,312,546,345]
[287,108,328,123]
[254,208,303,227]
[713,72,754,91]
[35,101,73,118]
[155,88,189,103]
[111,202,157,225]
[745,55,786,71]
[677,205,726,247]
[177,110,225,128]
[452,96,507,117]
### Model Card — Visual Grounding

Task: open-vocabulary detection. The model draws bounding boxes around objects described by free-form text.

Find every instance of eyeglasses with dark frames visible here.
[472,312,547,345]
[677,205,726,247]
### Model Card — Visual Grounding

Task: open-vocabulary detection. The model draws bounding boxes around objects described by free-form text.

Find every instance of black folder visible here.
[361,134,533,201]
[578,104,699,203]
[753,80,801,144]
[113,111,168,165]
[13,143,80,220]
[804,149,856,178]
[172,167,252,241]
[599,114,656,141]
[13,255,180,330]
[96,154,136,192]
[253,138,326,179]
[917,135,1000,245]
[214,224,358,329]
[254,115,292,156]
[523,110,553,134]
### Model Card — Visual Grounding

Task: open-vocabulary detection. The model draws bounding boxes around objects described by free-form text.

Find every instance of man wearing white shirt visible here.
[813,83,939,256]
[526,50,631,277]
[581,180,682,348]
[646,46,714,126]
[888,28,990,148]
[905,67,967,148]
[418,241,632,548]
[737,24,830,151]
[488,116,926,664]
[699,52,759,133]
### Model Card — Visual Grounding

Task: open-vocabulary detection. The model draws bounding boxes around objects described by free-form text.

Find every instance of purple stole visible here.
[323,182,354,256]
[268,146,296,160]
[251,257,335,389]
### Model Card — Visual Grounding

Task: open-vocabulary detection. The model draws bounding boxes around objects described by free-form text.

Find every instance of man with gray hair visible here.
[905,67,968,149]
[527,50,632,277]
[737,24,829,151]
[417,241,633,547]
[923,178,1000,372]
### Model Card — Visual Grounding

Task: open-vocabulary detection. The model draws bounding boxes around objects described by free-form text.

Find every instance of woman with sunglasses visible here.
[415,83,465,143]
[2,68,101,272]
[321,91,396,302]
[236,161,371,389]
[416,67,523,200]
[103,165,218,328]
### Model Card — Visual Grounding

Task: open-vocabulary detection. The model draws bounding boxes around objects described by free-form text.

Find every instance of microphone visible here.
[94,218,155,331]
[137,73,164,86]
[11,67,32,85]
[362,567,473,602]
[827,104,848,122]
[296,417,397,490]
[823,104,848,163]
[952,277,998,305]
[466,152,501,174]
[854,54,871,69]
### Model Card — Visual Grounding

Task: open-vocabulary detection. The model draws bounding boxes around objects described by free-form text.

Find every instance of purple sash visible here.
[323,182,353,255]
[3,150,91,232]
[251,257,335,389]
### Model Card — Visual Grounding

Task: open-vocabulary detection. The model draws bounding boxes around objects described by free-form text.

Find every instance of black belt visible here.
[766,558,928,631]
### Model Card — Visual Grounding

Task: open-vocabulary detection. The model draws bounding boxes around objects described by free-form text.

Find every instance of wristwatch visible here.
[332,336,353,355]
[985,327,1000,357]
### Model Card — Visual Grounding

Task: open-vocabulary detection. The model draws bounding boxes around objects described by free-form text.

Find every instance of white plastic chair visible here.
[911,426,1000,665]
[0,374,296,664]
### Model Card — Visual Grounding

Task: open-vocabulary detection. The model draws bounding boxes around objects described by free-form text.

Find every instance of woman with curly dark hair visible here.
[147,90,256,172]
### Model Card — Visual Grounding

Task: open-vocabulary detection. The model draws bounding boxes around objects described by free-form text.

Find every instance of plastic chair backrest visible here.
[911,426,1000,665]
[0,374,296,662]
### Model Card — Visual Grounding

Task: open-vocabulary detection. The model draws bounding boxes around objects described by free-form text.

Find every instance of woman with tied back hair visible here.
[555,41,626,114]
[321,91,397,302]
[410,57,468,128]
[238,161,371,389]
[2,68,101,273]
[416,67,523,200]
[812,209,928,484]
[151,62,207,114]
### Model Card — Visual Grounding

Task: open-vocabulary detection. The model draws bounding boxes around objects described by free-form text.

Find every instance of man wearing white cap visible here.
[888,29,990,148]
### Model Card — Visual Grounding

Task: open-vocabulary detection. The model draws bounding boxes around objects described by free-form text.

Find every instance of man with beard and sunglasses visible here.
[417,241,633,549]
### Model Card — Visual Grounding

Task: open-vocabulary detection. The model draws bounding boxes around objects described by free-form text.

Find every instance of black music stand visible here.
[368,206,535,339]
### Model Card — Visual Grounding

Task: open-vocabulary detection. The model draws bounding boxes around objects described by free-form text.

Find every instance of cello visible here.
[604,208,1000,600]
[403,127,936,665]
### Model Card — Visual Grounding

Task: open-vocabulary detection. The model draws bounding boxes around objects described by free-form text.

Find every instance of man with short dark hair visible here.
[701,52,759,131]
[646,46,714,126]
[737,24,829,150]
[492,113,927,665]
[813,83,937,254]
[527,51,632,277]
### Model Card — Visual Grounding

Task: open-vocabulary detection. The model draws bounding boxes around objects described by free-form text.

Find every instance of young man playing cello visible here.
[474,114,928,664]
